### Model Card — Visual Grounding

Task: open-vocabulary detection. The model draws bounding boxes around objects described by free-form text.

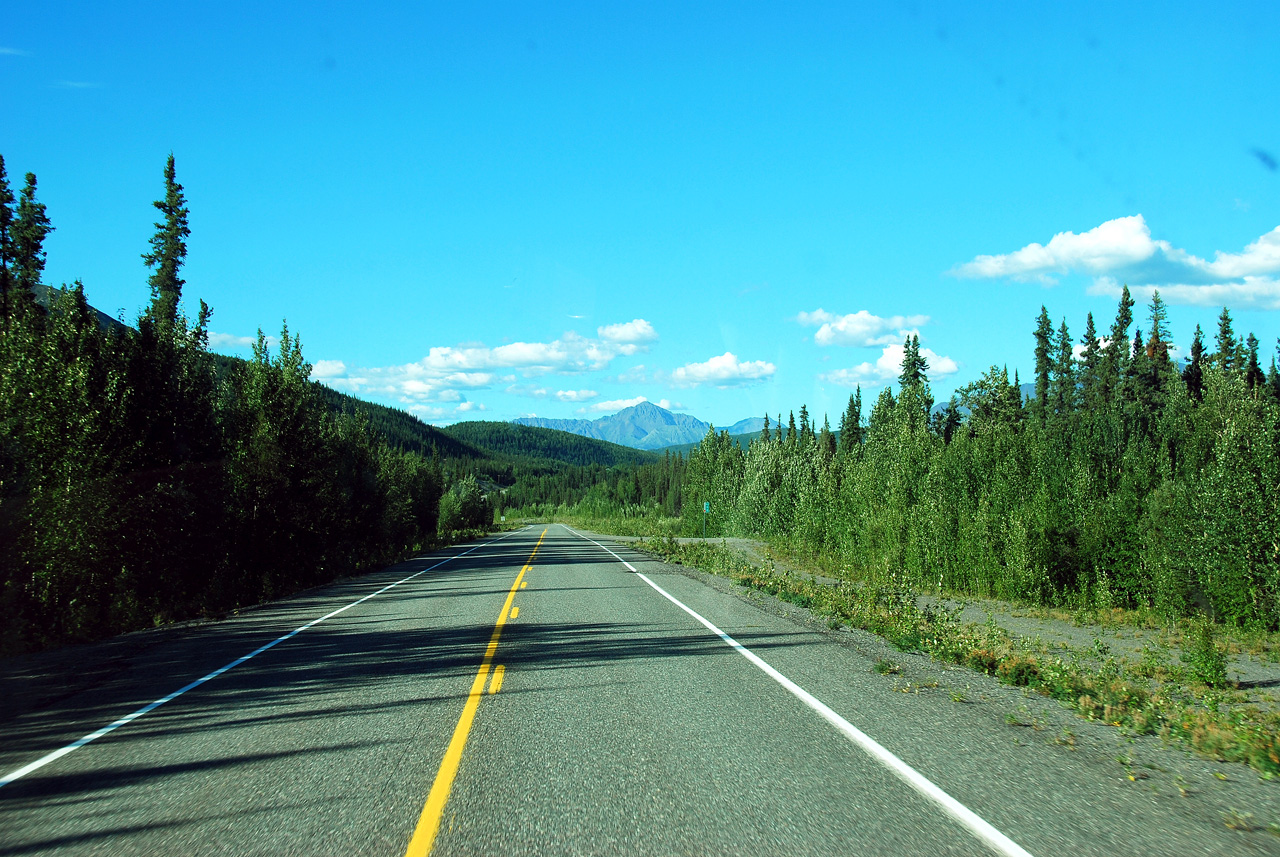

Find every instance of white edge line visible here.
[0,526,532,790]
[561,525,1034,857]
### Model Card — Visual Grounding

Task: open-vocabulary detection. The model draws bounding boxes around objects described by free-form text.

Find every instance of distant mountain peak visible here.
[513,402,762,450]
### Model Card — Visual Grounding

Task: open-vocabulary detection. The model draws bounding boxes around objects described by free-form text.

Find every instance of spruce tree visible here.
[786,410,796,445]
[898,334,929,388]
[142,154,190,326]
[1102,286,1135,398]
[838,387,863,453]
[0,157,14,322]
[819,415,836,457]
[1079,312,1101,406]
[1214,307,1235,374]
[1184,324,1205,402]
[1033,305,1053,421]
[1050,318,1074,418]
[798,404,812,444]
[1245,333,1265,390]
[1146,290,1170,365]
[10,172,53,317]
[774,413,783,442]
[760,413,771,443]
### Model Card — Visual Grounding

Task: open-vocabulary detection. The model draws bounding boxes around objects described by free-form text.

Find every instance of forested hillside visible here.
[443,421,657,468]
[0,156,448,653]
[678,301,1280,628]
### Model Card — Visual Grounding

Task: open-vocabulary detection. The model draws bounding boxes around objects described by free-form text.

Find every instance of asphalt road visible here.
[0,525,1272,855]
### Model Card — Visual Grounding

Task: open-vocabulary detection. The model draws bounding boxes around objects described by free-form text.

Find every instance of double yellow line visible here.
[403,528,546,857]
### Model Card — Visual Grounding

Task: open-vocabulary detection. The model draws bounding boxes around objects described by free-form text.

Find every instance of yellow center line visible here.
[403,528,545,857]
[487,665,505,695]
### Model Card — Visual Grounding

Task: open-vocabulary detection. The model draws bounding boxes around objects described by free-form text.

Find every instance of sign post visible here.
[703,501,709,539]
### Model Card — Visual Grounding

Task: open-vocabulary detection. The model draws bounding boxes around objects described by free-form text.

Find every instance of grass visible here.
[634,534,1280,779]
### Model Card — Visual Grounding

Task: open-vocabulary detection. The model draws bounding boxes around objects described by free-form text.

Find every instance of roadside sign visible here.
[703,501,710,513]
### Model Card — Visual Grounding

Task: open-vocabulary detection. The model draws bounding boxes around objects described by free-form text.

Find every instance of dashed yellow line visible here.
[403,528,544,857]
[488,665,505,695]
[509,606,519,619]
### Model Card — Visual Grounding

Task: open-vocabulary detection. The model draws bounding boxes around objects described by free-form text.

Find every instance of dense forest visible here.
[678,300,1280,628]
[0,156,465,653]
[6,152,1277,653]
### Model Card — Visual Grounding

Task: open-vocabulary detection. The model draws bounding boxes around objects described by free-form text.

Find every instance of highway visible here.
[0,525,1264,855]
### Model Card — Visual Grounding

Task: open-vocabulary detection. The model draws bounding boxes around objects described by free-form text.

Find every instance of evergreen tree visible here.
[797,404,812,444]
[142,154,190,326]
[818,415,836,457]
[786,410,797,445]
[774,413,783,442]
[1032,305,1053,421]
[1147,290,1170,365]
[1102,286,1135,398]
[1184,324,1205,403]
[1050,317,1074,419]
[1245,333,1265,390]
[898,334,929,388]
[838,387,863,453]
[760,413,771,443]
[0,157,14,322]
[1079,312,1101,406]
[1214,307,1235,374]
[10,172,53,317]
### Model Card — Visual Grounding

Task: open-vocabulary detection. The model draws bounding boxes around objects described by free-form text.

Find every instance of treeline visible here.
[0,155,448,653]
[682,296,1280,628]
[500,449,686,517]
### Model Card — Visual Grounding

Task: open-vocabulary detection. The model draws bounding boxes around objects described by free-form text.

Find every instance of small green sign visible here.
[703,501,710,513]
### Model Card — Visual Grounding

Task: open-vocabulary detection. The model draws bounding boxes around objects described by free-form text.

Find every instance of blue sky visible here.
[7,2,1279,426]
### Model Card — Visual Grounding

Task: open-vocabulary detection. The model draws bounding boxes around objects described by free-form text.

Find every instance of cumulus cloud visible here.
[556,389,598,402]
[310,359,347,379]
[820,343,959,387]
[655,399,684,411]
[312,320,649,406]
[597,318,658,344]
[588,396,649,412]
[669,352,776,388]
[954,216,1280,308]
[796,309,931,347]
[209,331,277,352]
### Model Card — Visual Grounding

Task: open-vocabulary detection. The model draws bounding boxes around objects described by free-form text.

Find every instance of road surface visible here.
[0,525,1268,855]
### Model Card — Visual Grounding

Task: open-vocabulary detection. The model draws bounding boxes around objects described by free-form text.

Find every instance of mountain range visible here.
[513,402,764,450]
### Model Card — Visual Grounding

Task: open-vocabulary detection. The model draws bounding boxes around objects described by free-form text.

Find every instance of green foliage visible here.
[1181,617,1229,688]
[0,156,448,653]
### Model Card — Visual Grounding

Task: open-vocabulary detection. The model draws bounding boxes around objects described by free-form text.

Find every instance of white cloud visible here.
[597,318,658,344]
[670,352,776,388]
[589,396,649,412]
[655,399,684,411]
[955,217,1280,308]
[796,309,931,347]
[209,331,278,352]
[310,359,347,379]
[556,389,598,402]
[1090,275,1280,311]
[820,343,958,387]
[505,384,548,398]
[312,321,649,406]
[953,215,1158,284]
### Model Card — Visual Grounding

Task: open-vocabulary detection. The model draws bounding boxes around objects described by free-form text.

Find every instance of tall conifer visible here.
[1184,324,1205,402]
[143,154,190,326]
[0,157,14,322]
[1214,307,1235,374]
[10,172,53,316]
[1032,306,1053,421]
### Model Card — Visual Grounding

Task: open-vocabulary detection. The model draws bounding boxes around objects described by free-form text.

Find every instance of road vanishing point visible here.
[0,525,1249,855]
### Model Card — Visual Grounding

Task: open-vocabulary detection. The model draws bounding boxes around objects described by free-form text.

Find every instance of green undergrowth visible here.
[635,535,1280,779]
